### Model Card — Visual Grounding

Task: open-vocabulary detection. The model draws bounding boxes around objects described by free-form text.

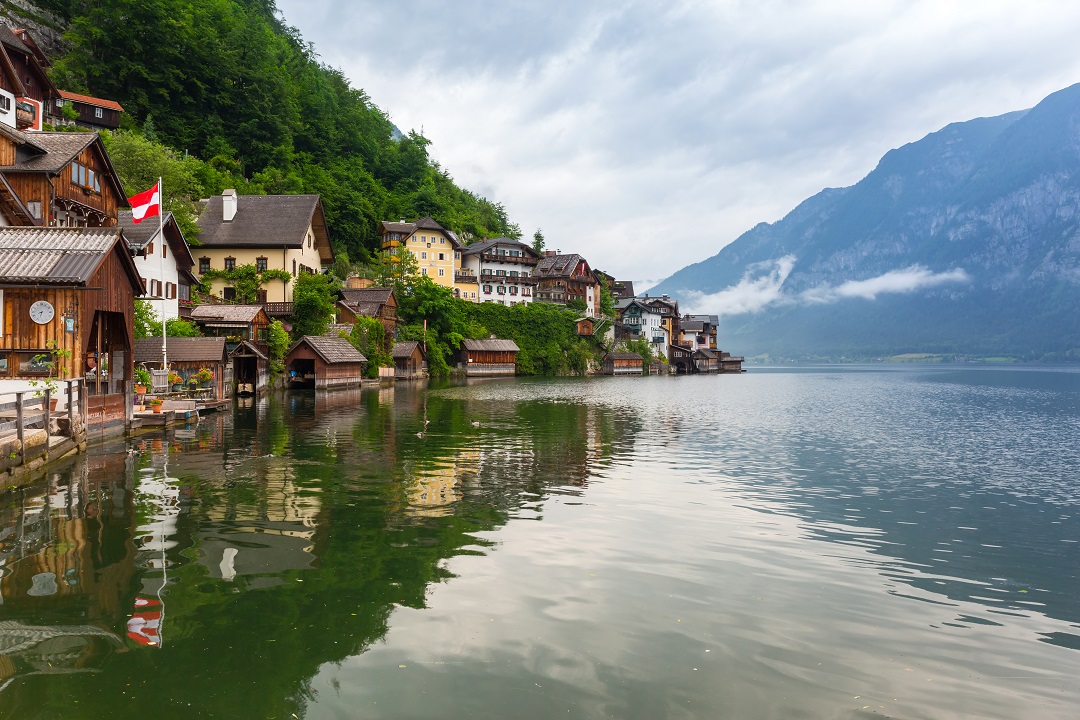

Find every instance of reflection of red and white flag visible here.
[128,182,160,223]
[127,597,163,646]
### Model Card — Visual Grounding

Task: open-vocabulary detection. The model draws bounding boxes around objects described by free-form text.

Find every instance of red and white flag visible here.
[128,182,161,223]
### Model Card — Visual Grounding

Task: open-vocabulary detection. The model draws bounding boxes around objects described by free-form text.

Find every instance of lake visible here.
[1,366,1078,719]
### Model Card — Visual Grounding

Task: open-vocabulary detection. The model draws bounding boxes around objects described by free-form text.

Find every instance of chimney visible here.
[222,189,237,222]
[545,250,556,257]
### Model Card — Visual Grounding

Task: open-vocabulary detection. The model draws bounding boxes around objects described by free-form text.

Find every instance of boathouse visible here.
[337,287,397,334]
[719,351,745,373]
[392,340,426,379]
[230,339,269,395]
[457,338,519,376]
[693,348,720,374]
[602,352,644,375]
[134,336,230,399]
[190,304,270,342]
[284,336,366,389]
[0,227,143,435]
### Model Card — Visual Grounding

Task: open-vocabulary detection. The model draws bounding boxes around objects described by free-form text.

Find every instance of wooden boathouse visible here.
[602,352,644,375]
[392,340,426,379]
[285,336,366,389]
[457,338,519,376]
[134,336,230,399]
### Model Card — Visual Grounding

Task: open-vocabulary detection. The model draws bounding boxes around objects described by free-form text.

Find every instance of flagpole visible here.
[158,177,167,381]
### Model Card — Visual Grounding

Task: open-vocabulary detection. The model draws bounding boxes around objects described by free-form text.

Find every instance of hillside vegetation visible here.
[32,0,518,261]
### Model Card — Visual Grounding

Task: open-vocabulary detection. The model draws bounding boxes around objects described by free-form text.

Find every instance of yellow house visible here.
[193,190,334,303]
[378,217,461,290]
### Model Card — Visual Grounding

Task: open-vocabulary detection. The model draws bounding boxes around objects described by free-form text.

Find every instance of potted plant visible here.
[29,341,72,411]
[168,371,183,392]
[134,366,151,394]
[196,367,215,388]
[149,398,164,414]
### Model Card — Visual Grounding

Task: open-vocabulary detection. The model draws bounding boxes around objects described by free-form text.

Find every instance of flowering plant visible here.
[196,367,215,382]
[168,371,183,385]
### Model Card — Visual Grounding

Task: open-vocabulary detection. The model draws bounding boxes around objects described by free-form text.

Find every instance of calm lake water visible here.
[1,367,1078,719]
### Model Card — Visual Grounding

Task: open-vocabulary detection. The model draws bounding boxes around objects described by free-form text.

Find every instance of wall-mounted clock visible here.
[30,300,55,325]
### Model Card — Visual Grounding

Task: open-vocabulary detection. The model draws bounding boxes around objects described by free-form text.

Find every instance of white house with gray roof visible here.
[458,237,540,306]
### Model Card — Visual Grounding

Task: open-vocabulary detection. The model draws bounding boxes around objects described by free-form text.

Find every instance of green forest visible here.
[33,0,520,262]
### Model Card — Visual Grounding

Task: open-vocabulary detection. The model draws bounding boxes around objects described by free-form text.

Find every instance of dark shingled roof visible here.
[0,122,44,152]
[197,194,321,248]
[378,217,461,248]
[11,132,97,173]
[462,338,519,352]
[681,320,705,333]
[534,253,585,278]
[612,280,635,299]
[392,340,421,359]
[289,335,366,364]
[341,288,393,305]
[134,337,227,364]
[118,211,195,270]
[686,314,719,326]
[0,227,126,284]
[460,237,539,257]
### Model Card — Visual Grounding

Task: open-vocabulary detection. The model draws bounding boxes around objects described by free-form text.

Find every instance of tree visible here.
[532,228,545,254]
[135,300,201,338]
[599,281,615,317]
[349,317,393,377]
[266,319,290,374]
[291,272,340,338]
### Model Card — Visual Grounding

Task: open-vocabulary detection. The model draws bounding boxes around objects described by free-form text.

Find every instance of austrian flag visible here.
[128,182,161,223]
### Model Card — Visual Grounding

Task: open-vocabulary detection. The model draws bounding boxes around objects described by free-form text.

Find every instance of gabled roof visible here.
[681,320,705,333]
[534,253,590,279]
[57,90,124,112]
[0,38,26,97]
[378,216,461,248]
[287,335,366,365]
[1,26,57,98]
[612,280,635,299]
[197,193,332,261]
[392,340,424,359]
[0,121,45,153]
[686,314,719,326]
[340,287,393,306]
[7,28,49,67]
[229,339,268,361]
[615,297,658,314]
[605,352,643,361]
[462,338,519,352]
[0,227,139,287]
[134,337,227,364]
[190,304,266,324]
[119,210,195,270]
[5,132,128,201]
[460,237,540,258]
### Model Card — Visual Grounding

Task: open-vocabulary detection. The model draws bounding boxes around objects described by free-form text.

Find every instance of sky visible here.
[275,0,1080,287]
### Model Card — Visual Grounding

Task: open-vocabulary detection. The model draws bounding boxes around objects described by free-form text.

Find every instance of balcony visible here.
[455,271,478,284]
[479,252,538,265]
[479,271,537,285]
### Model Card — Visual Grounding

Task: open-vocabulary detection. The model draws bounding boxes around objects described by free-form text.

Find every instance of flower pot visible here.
[49,397,58,412]
[152,404,163,414]
[200,381,213,388]
[135,384,147,394]
[171,384,182,392]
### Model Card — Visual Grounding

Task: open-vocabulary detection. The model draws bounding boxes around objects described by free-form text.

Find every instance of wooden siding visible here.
[285,343,365,388]
[0,135,16,166]
[2,173,47,223]
[1,286,82,378]
[54,144,120,225]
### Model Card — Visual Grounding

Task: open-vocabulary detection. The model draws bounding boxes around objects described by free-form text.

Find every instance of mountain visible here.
[653,83,1080,360]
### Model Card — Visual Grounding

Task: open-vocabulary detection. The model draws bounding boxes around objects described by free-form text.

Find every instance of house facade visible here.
[533,253,600,316]
[378,217,461,289]
[337,287,397,334]
[615,298,669,359]
[457,237,539,305]
[120,210,197,320]
[0,27,58,131]
[190,305,270,343]
[285,335,366,389]
[392,340,426,379]
[194,190,334,303]
[602,352,644,376]
[456,338,519,376]
[51,90,124,131]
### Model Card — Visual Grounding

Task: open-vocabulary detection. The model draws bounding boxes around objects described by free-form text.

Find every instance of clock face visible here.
[30,300,55,325]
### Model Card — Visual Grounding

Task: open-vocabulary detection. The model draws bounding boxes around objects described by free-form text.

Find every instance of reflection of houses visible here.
[457,237,539,305]
[0,227,143,433]
[392,340,426,379]
[285,335,366,389]
[121,210,197,320]
[134,337,230,399]
[602,352,643,375]
[456,338,519,376]
[190,304,270,342]
[194,190,334,303]
[337,287,397,333]
[534,252,600,316]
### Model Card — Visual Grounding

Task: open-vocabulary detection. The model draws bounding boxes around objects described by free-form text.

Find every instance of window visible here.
[497,270,505,276]
[497,285,506,295]
[293,260,297,275]
[421,251,427,260]
[483,284,492,293]
[439,238,445,244]
[223,287,236,301]
[166,282,175,299]
[27,201,41,219]
[438,268,445,277]
[510,286,518,295]
[0,96,9,112]
[95,107,103,118]
[225,257,236,271]
[256,256,268,272]
[523,287,532,296]
[162,242,167,259]
[148,241,154,256]
[422,268,428,276]
[199,257,210,273]
[470,292,476,299]
[438,253,444,261]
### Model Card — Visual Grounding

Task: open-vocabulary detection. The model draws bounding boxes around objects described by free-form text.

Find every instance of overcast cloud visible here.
[276,0,1080,283]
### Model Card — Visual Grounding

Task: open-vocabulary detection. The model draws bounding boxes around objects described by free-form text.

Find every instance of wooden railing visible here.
[0,380,86,467]
[263,302,293,317]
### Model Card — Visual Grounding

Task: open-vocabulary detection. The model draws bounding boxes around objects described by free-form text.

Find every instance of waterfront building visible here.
[284,335,366,389]
[337,287,397,334]
[378,217,461,290]
[456,338,519,376]
[134,336,230,398]
[120,210,198,321]
[190,304,270,343]
[457,237,539,305]
[602,352,644,375]
[392,340,427,379]
[193,190,334,304]
[533,252,600,316]
[615,298,669,359]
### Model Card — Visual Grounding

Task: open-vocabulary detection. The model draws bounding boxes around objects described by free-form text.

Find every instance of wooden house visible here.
[230,340,269,395]
[693,348,720,374]
[52,90,124,131]
[457,338,519,376]
[284,336,366,390]
[575,317,595,336]
[392,340,426,379]
[190,304,270,343]
[533,253,601,316]
[0,27,58,131]
[668,344,694,374]
[719,351,745,374]
[0,227,144,435]
[0,128,127,227]
[121,210,198,320]
[134,337,230,399]
[338,287,397,333]
[602,352,644,375]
